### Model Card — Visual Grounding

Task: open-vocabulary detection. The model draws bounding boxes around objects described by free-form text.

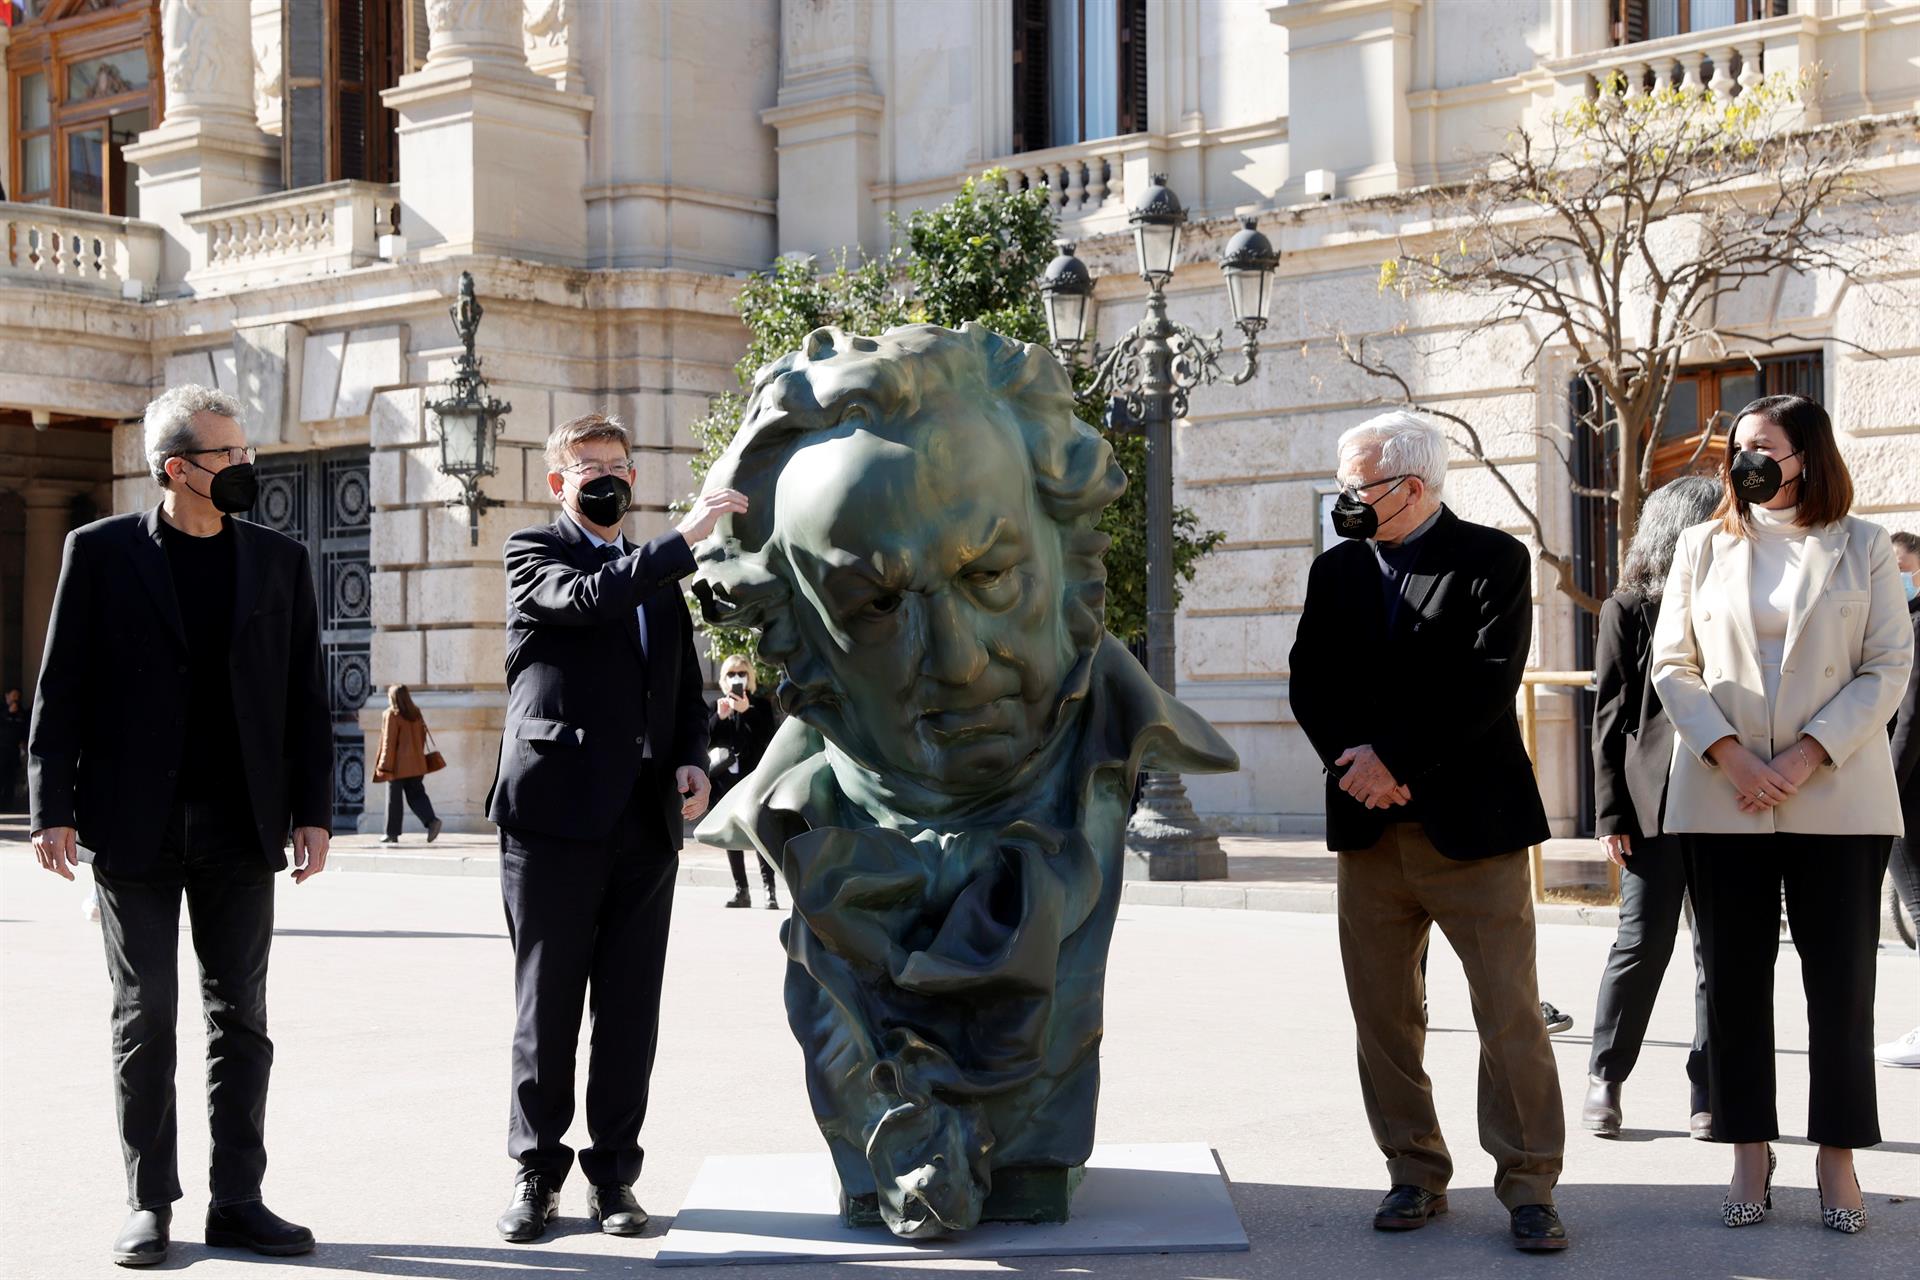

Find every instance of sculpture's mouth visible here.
[918,697,1017,741]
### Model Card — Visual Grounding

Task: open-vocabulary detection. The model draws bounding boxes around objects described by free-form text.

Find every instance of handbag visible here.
[423,725,447,775]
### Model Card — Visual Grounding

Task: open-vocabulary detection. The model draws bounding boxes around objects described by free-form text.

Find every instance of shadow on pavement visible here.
[145,1180,1911,1279]
[271,929,507,941]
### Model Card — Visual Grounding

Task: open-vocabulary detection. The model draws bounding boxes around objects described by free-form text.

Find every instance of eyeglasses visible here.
[1337,473,1411,502]
[563,461,635,481]
[181,446,256,466]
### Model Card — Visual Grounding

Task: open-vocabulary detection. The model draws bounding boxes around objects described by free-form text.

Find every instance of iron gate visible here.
[245,448,373,832]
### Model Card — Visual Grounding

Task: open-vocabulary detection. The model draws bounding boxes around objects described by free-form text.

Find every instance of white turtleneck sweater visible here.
[1747,504,1805,710]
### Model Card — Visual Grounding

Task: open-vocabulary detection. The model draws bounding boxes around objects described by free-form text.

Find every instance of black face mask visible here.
[1730,449,1798,505]
[1331,476,1412,541]
[575,474,632,527]
[185,458,259,514]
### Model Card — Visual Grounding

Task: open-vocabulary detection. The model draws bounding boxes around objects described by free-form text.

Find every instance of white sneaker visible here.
[1875,1026,1920,1067]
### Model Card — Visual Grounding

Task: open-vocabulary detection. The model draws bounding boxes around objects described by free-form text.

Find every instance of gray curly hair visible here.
[143,383,242,488]
[1618,475,1720,601]
[690,322,1124,715]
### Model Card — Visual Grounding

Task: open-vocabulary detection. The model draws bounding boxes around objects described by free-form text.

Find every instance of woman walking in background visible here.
[707,656,778,908]
[1583,476,1719,1140]
[1651,395,1912,1233]
[374,685,443,845]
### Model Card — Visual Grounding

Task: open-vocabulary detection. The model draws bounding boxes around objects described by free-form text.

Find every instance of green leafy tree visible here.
[687,171,1225,672]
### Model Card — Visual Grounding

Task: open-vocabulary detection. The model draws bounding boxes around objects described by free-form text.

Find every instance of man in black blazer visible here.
[1289,411,1566,1251]
[487,413,746,1243]
[29,385,332,1267]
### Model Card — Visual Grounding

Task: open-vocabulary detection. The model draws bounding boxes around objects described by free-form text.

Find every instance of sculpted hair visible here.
[691,322,1124,712]
[1618,475,1720,601]
[144,383,242,487]
[544,412,630,472]
[1715,394,1852,534]
[1336,410,1449,497]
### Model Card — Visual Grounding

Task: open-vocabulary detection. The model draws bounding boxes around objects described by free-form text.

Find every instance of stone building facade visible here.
[1,0,1916,837]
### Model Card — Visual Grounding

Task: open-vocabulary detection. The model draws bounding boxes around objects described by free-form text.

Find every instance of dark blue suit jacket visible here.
[486,514,708,846]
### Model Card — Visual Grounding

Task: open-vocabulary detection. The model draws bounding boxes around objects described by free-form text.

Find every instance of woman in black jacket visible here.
[1582,475,1720,1138]
[706,655,780,908]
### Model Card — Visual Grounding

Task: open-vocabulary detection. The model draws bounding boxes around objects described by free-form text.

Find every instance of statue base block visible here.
[841,1164,1087,1228]
[655,1142,1247,1267]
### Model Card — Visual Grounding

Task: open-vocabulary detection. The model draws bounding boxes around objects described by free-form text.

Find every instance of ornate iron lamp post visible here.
[428,270,511,546]
[1037,177,1278,880]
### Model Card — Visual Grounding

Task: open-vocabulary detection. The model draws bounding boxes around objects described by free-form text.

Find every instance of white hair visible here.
[1337,410,1449,496]
[144,383,242,487]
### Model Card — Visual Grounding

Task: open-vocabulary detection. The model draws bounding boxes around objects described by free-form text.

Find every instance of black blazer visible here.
[486,515,708,846]
[706,695,776,804]
[1592,593,1675,842]
[1890,597,1920,836]
[1288,507,1549,860]
[28,508,332,873]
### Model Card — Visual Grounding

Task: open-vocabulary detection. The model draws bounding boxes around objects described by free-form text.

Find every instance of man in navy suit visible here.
[487,412,746,1242]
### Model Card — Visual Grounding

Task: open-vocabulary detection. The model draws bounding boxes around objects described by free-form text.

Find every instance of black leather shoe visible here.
[1510,1203,1569,1250]
[765,892,780,910]
[587,1183,649,1236]
[204,1201,314,1256]
[725,888,751,908]
[1582,1076,1622,1136]
[1373,1184,1448,1231]
[112,1208,170,1267]
[427,819,443,843]
[497,1170,559,1243]
[1541,1002,1575,1034]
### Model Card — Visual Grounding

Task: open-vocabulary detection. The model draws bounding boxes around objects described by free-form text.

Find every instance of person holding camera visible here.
[706,655,778,909]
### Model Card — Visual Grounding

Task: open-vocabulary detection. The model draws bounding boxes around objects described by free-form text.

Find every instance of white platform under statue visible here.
[654,1141,1248,1267]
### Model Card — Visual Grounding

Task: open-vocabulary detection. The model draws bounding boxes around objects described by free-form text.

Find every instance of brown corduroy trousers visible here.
[1336,822,1565,1209]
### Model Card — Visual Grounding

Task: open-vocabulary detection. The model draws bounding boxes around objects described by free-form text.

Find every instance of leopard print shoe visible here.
[1818,1163,1867,1235]
[1721,1145,1775,1228]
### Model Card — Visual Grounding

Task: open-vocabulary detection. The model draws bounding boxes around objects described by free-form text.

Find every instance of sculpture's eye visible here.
[963,568,1006,589]
[863,593,904,618]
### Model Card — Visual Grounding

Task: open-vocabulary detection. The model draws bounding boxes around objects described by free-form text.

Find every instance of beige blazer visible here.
[1649,514,1912,835]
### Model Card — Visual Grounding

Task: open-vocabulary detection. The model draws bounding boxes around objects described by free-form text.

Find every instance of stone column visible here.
[19,489,74,691]
[762,0,885,262]
[122,0,280,290]
[382,0,594,265]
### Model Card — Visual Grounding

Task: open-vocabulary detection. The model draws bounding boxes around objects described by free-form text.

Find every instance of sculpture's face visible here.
[774,400,1075,794]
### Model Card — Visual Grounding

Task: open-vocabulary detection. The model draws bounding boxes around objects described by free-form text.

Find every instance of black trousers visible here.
[726,848,776,896]
[500,769,678,1188]
[93,801,276,1210]
[384,777,438,840]
[1682,832,1891,1148]
[1587,834,1709,1093]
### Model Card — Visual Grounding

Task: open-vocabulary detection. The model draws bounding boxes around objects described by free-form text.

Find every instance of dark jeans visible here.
[93,801,276,1210]
[1587,834,1709,1093]
[384,777,438,840]
[1683,832,1891,1148]
[1890,835,1920,935]
[726,848,776,896]
[500,768,678,1188]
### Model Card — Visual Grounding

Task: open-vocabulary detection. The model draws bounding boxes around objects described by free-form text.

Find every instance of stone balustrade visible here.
[1541,13,1814,117]
[184,181,403,291]
[0,203,163,296]
[992,135,1138,227]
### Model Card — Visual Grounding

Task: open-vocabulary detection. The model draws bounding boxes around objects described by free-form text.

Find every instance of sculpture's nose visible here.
[919,591,990,686]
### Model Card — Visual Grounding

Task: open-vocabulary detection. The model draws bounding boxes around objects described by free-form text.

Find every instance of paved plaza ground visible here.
[2,842,1915,1279]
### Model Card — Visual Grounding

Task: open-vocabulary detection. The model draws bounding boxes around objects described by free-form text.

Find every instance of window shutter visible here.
[1614,0,1648,46]
[284,0,328,188]
[1012,0,1049,154]
[1118,0,1147,135]
[408,0,430,72]
[336,0,369,180]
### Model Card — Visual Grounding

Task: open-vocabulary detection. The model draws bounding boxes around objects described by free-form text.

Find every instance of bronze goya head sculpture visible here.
[692,323,1237,1237]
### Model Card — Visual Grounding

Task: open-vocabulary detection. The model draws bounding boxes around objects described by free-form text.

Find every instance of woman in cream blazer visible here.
[1651,395,1911,1235]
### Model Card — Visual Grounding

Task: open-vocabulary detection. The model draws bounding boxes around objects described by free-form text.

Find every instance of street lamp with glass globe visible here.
[1036,176,1279,881]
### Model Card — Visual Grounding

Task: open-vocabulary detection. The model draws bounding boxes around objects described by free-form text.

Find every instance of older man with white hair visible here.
[29,384,333,1266]
[1288,410,1568,1250]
